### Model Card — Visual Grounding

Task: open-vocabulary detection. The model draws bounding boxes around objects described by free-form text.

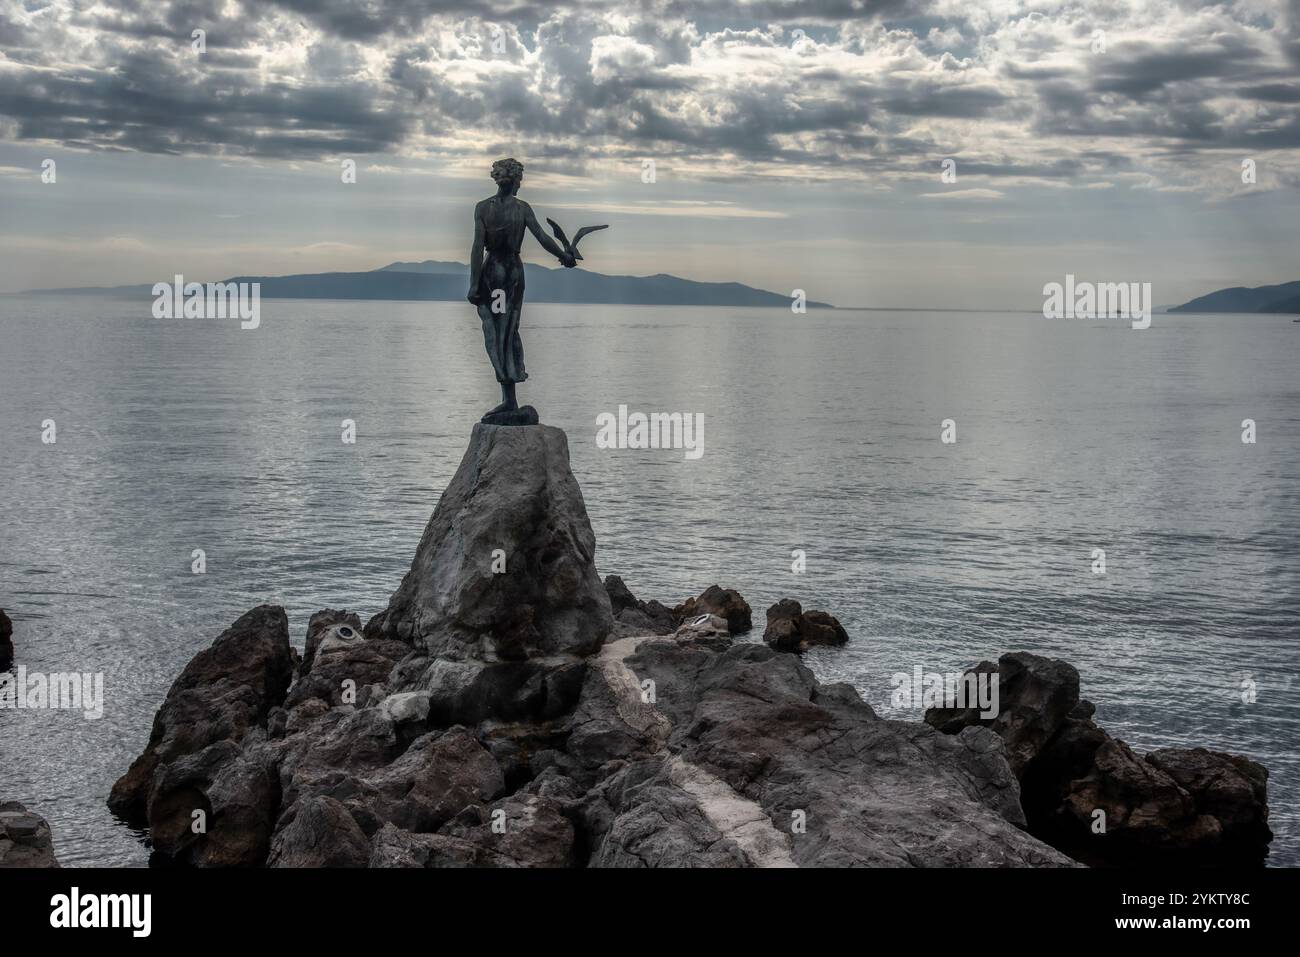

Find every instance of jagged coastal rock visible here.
[925,653,1272,866]
[672,585,752,634]
[107,605,295,829]
[604,575,677,638]
[105,424,1271,868]
[0,608,13,669]
[0,801,59,868]
[762,598,849,652]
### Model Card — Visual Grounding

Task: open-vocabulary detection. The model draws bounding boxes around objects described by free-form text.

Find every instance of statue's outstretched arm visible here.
[525,207,575,266]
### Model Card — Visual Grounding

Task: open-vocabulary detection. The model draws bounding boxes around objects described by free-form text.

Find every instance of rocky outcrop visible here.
[572,634,1063,866]
[367,423,611,659]
[762,599,849,652]
[108,425,1270,868]
[284,618,409,714]
[604,575,676,639]
[363,423,610,731]
[107,605,294,830]
[673,585,751,635]
[145,739,279,867]
[0,801,59,867]
[926,653,1077,775]
[365,787,575,868]
[0,608,13,669]
[268,795,370,868]
[1147,748,1272,863]
[925,653,1272,866]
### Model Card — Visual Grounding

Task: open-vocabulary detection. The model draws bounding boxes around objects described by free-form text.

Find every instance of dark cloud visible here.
[1024,31,1300,152]
[880,84,1006,118]
[1090,38,1269,97]
[78,0,265,44]
[1240,84,1300,103]
[0,40,410,157]
[0,0,1297,188]
[658,0,912,22]
[267,0,489,42]
[943,156,1129,179]
[1001,62,1073,82]
[1240,116,1300,149]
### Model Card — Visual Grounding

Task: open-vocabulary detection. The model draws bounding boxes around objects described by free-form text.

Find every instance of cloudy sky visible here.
[0,0,1297,307]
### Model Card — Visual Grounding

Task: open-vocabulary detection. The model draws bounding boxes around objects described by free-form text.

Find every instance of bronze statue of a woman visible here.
[467,157,605,425]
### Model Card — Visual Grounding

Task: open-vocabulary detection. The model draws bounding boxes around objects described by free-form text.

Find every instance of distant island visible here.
[20,261,833,309]
[1168,280,1300,314]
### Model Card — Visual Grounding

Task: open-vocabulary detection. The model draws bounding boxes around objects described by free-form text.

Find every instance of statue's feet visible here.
[481,404,539,427]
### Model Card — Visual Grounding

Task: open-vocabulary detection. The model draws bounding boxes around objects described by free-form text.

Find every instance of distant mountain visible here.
[374,260,464,274]
[1168,281,1300,314]
[20,260,832,308]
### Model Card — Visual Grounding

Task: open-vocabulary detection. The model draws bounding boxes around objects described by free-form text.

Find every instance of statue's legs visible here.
[477,303,509,383]
[481,304,518,415]
[501,300,525,385]
[479,259,525,416]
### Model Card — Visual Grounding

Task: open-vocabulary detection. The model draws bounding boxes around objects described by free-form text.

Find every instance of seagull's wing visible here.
[545,218,571,249]
[568,225,608,261]
[572,224,609,246]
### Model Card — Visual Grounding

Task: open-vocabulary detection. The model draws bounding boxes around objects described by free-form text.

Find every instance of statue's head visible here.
[491,157,524,193]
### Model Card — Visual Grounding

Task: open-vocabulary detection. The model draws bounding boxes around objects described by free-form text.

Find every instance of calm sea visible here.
[1,296,1297,866]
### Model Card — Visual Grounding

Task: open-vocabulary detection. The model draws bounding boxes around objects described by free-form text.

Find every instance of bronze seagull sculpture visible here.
[545,219,608,262]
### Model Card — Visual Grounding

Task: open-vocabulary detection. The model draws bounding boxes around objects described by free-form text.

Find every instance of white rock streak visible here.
[595,635,797,868]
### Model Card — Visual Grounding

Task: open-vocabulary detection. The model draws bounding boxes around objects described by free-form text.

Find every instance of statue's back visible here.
[480,196,527,256]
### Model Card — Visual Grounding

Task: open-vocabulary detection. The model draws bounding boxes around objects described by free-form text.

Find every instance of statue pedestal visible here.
[371,422,610,659]
[480,405,539,426]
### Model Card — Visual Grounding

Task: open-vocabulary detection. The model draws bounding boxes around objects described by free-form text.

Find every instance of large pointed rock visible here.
[371,424,612,662]
[107,605,293,825]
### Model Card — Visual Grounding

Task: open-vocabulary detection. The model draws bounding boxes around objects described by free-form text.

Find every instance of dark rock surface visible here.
[673,584,752,634]
[926,652,1078,775]
[0,608,13,668]
[268,795,373,868]
[573,634,1059,866]
[146,739,278,867]
[605,575,677,639]
[107,604,294,827]
[925,653,1272,866]
[1147,748,1272,864]
[285,633,410,712]
[0,801,59,868]
[368,423,611,660]
[762,599,849,652]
